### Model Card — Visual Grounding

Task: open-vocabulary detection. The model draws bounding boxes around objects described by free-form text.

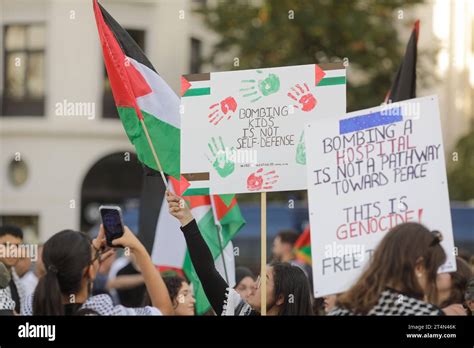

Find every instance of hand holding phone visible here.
[99,205,125,247]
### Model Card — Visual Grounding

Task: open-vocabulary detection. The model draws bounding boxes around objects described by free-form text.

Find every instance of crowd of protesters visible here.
[0,190,473,316]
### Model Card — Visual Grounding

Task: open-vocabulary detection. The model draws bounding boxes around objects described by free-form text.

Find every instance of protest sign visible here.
[180,63,346,195]
[305,95,456,297]
[180,63,346,314]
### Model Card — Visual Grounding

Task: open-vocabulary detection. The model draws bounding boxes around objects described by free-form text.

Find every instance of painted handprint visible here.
[287,83,316,112]
[296,131,306,165]
[208,96,237,125]
[207,136,235,178]
[240,70,280,103]
[246,168,279,191]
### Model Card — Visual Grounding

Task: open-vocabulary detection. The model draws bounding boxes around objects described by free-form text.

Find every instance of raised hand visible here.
[166,190,194,227]
[111,225,143,251]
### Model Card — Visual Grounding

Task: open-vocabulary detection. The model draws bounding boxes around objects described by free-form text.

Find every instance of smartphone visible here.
[99,205,124,247]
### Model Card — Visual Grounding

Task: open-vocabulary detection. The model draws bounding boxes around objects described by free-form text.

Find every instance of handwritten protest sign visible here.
[305,96,456,297]
[180,63,346,195]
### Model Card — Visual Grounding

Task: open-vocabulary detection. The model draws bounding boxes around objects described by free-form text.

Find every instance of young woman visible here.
[166,191,313,316]
[330,222,447,316]
[144,275,196,316]
[437,257,472,315]
[22,225,174,316]
[322,294,337,314]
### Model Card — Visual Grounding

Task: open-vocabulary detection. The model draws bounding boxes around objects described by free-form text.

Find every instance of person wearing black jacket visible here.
[166,191,313,316]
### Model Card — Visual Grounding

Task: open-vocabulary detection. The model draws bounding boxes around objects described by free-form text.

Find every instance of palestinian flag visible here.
[294,225,311,266]
[151,178,245,315]
[93,0,180,178]
[385,20,419,103]
[93,0,245,314]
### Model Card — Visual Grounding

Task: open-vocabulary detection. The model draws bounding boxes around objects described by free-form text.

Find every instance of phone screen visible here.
[100,207,124,246]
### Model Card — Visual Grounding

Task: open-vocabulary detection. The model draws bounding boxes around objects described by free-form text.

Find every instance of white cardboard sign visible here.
[305,95,456,297]
[180,63,346,195]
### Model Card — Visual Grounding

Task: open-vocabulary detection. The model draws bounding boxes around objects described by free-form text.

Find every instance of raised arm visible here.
[167,191,229,315]
[94,225,174,315]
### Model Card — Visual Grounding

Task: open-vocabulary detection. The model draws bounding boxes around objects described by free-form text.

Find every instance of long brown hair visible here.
[438,257,472,308]
[336,222,446,314]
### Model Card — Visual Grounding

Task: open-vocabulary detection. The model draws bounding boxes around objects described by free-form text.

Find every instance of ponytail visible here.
[32,230,92,315]
[33,268,64,315]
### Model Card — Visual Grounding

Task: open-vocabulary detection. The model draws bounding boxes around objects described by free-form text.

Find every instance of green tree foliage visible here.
[197,0,423,112]
[448,130,474,201]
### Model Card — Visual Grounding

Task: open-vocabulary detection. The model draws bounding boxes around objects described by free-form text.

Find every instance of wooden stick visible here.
[139,118,169,189]
[260,191,267,315]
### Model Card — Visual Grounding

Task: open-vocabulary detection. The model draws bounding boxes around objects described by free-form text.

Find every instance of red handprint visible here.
[287,83,316,112]
[246,168,279,191]
[208,97,237,125]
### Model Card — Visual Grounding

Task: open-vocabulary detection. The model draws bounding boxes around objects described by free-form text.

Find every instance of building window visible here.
[190,38,202,74]
[2,24,45,116]
[8,157,29,187]
[103,29,145,119]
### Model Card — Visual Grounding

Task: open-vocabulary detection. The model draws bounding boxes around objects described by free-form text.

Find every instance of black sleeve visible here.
[180,219,229,315]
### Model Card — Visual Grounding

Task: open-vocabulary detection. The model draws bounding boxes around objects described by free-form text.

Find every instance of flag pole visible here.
[260,191,267,315]
[139,118,169,190]
[210,194,230,284]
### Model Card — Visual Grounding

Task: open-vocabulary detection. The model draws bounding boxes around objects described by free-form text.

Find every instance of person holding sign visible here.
[166,191,313,316]
[329,223,446,316]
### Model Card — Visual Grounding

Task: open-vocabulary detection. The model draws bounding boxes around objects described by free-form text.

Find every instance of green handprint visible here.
[207,136,235,178]
[258,73,280,96]
[296,131,306,165]
[240,70,280,103]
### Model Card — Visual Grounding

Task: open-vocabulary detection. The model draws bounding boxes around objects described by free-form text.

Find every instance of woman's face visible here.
[174,281,196,316]
[235,276,255,301]
[246,267,276,312]
[322,294,337,313]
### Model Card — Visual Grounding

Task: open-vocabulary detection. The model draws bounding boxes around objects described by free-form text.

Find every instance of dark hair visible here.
[142,275,187,308]
[271,262,313,315]
[439,257,472,308]
[33,230,92,315]
[235,266,255,288]
[276,230,299,246]
[163,275,187,308]
[467,278,474,299]
[0,225,23,240]
[337,222,447,314]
